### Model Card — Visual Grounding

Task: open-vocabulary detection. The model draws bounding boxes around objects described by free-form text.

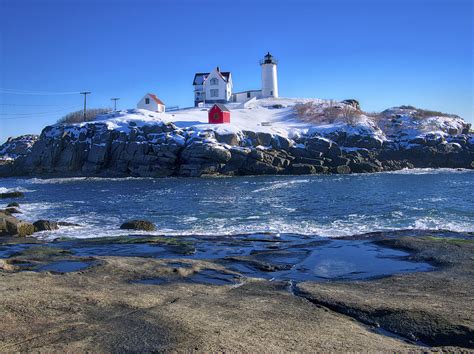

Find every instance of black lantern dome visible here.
[260,52,278,65]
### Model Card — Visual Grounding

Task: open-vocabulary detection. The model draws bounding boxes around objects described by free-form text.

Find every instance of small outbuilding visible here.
[208,103,230,124]
[137,93,166,113]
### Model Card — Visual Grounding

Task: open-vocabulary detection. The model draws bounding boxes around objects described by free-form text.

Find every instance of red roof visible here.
[211,103,230,112]
[147,93,165,106]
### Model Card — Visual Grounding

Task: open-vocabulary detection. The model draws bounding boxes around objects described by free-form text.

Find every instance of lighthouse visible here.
[260,52,278,98]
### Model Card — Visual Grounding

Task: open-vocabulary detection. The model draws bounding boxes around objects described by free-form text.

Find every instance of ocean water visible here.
[0,169,473,240]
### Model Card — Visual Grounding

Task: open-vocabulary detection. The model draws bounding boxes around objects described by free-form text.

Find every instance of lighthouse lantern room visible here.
[260,52,279,98]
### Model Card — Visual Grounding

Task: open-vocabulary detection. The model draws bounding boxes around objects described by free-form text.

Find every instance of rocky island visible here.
[1,98,472,178]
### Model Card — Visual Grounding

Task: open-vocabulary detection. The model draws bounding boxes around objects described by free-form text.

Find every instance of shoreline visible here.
[1,165,473,180]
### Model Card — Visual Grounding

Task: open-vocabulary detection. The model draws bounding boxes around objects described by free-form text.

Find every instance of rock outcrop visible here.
[33,220,59,232]
[0,135,38,160]
[0,211,35,237]
[0,106,472,178]
[0,191,24,199]
[120,220,157,231]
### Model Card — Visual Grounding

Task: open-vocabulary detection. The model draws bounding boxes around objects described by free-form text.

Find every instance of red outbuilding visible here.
[208,103,231,124]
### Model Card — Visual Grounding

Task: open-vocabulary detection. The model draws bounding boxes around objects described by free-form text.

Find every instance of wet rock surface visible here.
[0,211,35,237]
[0,230,472,350]
[119,220,157,231]
[33,220,59,232]
[0,191,24,199]
[298,235,474,348]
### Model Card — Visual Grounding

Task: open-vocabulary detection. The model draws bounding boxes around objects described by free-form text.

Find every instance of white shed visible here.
[137,93,166,113]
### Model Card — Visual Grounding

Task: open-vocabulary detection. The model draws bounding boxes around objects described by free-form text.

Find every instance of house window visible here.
[145,98,150,104]
[210,78,218,85]
[210,89,219,97]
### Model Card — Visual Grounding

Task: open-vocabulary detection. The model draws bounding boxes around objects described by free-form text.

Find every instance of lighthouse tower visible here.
[260,52,278,98]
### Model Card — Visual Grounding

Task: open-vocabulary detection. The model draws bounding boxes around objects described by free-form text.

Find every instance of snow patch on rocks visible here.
[0,135,39,160]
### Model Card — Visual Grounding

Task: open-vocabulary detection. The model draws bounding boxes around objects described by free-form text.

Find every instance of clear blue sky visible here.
[0,0,472,142]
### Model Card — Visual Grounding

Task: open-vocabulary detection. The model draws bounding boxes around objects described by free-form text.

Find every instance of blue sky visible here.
[0,0,472,142]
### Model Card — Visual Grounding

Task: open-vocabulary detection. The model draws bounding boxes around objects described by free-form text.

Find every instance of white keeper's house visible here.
[193,67,233,107]
[193,52,279,107]
[137,93,166,112]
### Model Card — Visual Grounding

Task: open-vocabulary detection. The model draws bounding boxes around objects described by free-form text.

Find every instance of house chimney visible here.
[216,66,220,72]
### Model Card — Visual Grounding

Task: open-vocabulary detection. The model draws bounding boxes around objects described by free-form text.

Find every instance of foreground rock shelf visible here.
[0,231,472,351]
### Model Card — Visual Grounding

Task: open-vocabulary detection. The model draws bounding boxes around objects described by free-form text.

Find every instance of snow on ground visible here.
[88,97,348,139]
[39,97,468,144]
[379,107,467,142]
[83,110,168,133]
[0,134,38,160]
[157,97,320,138]
[307,114,386,142]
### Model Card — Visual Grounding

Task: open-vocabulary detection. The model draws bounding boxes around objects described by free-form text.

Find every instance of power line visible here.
[0,105,82,118]
[0,105,80,115]
[0,103,73,107]
[0,88,81,95]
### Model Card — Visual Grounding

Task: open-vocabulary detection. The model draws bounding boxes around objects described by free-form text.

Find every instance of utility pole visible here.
[80,91,91,120]
[111,97,120,111]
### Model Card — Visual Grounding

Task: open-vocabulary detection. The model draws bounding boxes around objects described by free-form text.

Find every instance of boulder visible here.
[242,131,273,146]
[0,212,34,237]
[408,137,426,145]
[255,132,273,146]
[0,191,24,199]
[179,162,221,177]
[4,207,22,214]
[327,143,342,158]
[326,156,350,167]
[33,220,59,232]
[314,165,329,174]
[214,131,240,146]
[341,99,361,110]
[181,142,231,163]
[290,146,316,159]
[333,165,351,174]
[271,135,293,150]
[58,221,81,227]
[290,164,316,175]
[290,164,328,175]
[425,135,445,147]
[462,124,472,134]
[12,221,35,237]
[0,212,8,234]
[0,161,15,177]
[0,134,38,158]
[305,137,332,154]
[6,202,20,207]
[228,147,250,165]
[349,161,382,173]
[344,135,383,149]
[382,160,414,171]
[244,159,282,175]
[294,157,325,166]
[120,220,157,231]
